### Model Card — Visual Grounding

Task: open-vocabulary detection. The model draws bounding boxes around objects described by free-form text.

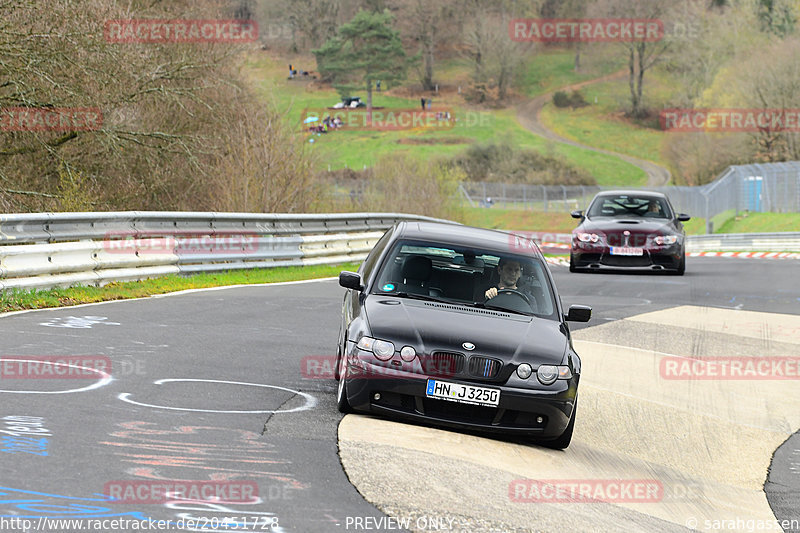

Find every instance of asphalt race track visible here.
[0,257,798,533]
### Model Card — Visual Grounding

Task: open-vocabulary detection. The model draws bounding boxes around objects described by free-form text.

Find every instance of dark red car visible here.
[569,191,691,275]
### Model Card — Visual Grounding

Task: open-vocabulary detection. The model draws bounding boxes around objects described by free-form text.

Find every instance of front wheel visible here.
[569,253,578,273]
[675,253,686,276]
[336,358,352,414]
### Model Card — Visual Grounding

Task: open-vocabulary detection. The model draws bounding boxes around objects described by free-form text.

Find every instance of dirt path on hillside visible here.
[516,70,671,186]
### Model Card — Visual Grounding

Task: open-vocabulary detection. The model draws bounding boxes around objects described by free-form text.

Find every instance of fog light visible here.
[536,416,544,424]
[516,363,533,379]
[400,346,416,362]
[373,393,381,401]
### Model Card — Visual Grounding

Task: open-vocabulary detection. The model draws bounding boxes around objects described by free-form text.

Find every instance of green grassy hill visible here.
[244,52,645,185]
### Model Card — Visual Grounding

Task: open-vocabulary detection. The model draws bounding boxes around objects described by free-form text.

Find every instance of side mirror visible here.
[677,214,691,222]
[565,304,592,322]
[570,210,584,219]
[339,271,364,291]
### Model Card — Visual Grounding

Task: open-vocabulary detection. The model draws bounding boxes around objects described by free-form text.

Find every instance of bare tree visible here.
[0,0,315,213]
[590,0,670,117]
[540,0,592,71]
[735,37,800,161]
[393,0,458,91]
[462,1,534,102]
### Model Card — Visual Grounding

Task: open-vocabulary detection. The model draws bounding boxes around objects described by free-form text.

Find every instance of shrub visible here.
[553,91,571,108]
[451,141,595,185]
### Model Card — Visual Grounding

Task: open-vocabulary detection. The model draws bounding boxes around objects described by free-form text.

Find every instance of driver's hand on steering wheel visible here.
[485,287,498,299]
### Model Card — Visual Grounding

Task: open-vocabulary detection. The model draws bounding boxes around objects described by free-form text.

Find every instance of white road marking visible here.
[0,358,112,394]
[117,378,316,414]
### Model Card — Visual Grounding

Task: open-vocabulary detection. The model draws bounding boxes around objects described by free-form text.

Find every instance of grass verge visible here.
[0,263,358,313]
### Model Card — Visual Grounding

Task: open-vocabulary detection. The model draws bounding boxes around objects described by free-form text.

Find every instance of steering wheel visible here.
[496,288,531,305]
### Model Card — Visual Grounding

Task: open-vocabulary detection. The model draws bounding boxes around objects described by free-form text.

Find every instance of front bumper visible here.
[571,244,683,271]
[343,358,578,439]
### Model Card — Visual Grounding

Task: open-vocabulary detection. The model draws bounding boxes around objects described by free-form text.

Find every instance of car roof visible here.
[393,221,544,259]
[593,190,669,199]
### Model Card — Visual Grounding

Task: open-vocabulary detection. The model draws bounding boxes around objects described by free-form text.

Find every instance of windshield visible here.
[587,194,671,219]
[371,240,557,319]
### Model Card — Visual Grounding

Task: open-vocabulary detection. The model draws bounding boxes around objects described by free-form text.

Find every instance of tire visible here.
[334,344,342,381]
[542,399,577,450]
[569,254,578,273]
[675,253,685,276]
[336,357,352,414]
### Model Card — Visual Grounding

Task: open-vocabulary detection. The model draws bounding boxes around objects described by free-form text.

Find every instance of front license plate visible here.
[610,246,644,256]
[426,379,500,407]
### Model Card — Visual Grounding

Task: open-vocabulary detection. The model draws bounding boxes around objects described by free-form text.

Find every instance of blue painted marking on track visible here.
[0,486,148,519]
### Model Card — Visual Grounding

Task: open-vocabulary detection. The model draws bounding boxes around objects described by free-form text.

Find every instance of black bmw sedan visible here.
[569,191,691,275]
[335,221,591,449]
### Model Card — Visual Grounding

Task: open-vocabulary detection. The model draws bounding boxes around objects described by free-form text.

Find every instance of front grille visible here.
[422,352,465,377]
[601,254,652,267]
[468,356,501,378]
[422,398,498,424]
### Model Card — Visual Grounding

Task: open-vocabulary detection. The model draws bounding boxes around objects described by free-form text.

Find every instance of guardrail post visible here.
[543,186,548,213]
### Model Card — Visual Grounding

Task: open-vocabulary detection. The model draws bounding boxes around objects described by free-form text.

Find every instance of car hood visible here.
[364,296,568,365]
[579,217,675,234]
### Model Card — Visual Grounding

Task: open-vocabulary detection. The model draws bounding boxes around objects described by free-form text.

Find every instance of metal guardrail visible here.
[685,232,800,253]
[0,212,453,290]
[1,212,797,291]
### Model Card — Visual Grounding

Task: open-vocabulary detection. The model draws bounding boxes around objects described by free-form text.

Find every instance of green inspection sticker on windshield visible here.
[382,283,395,292]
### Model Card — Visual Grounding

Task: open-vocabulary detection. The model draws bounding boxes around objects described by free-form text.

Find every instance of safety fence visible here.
[458,161,800,234]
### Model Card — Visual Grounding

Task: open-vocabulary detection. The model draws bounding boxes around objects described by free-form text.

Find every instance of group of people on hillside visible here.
[288,64,315,79]
[307,115,343,134]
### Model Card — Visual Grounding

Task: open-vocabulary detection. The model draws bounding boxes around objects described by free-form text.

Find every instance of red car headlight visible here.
[653,235,678,245]
[576,232,600,243]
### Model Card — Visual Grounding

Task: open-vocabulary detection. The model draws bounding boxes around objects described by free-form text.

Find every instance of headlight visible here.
[536,365,573,385]
[576,232,600,243]
[516,363,533,379]
[357,336,396,361]
[654,235,678,245]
